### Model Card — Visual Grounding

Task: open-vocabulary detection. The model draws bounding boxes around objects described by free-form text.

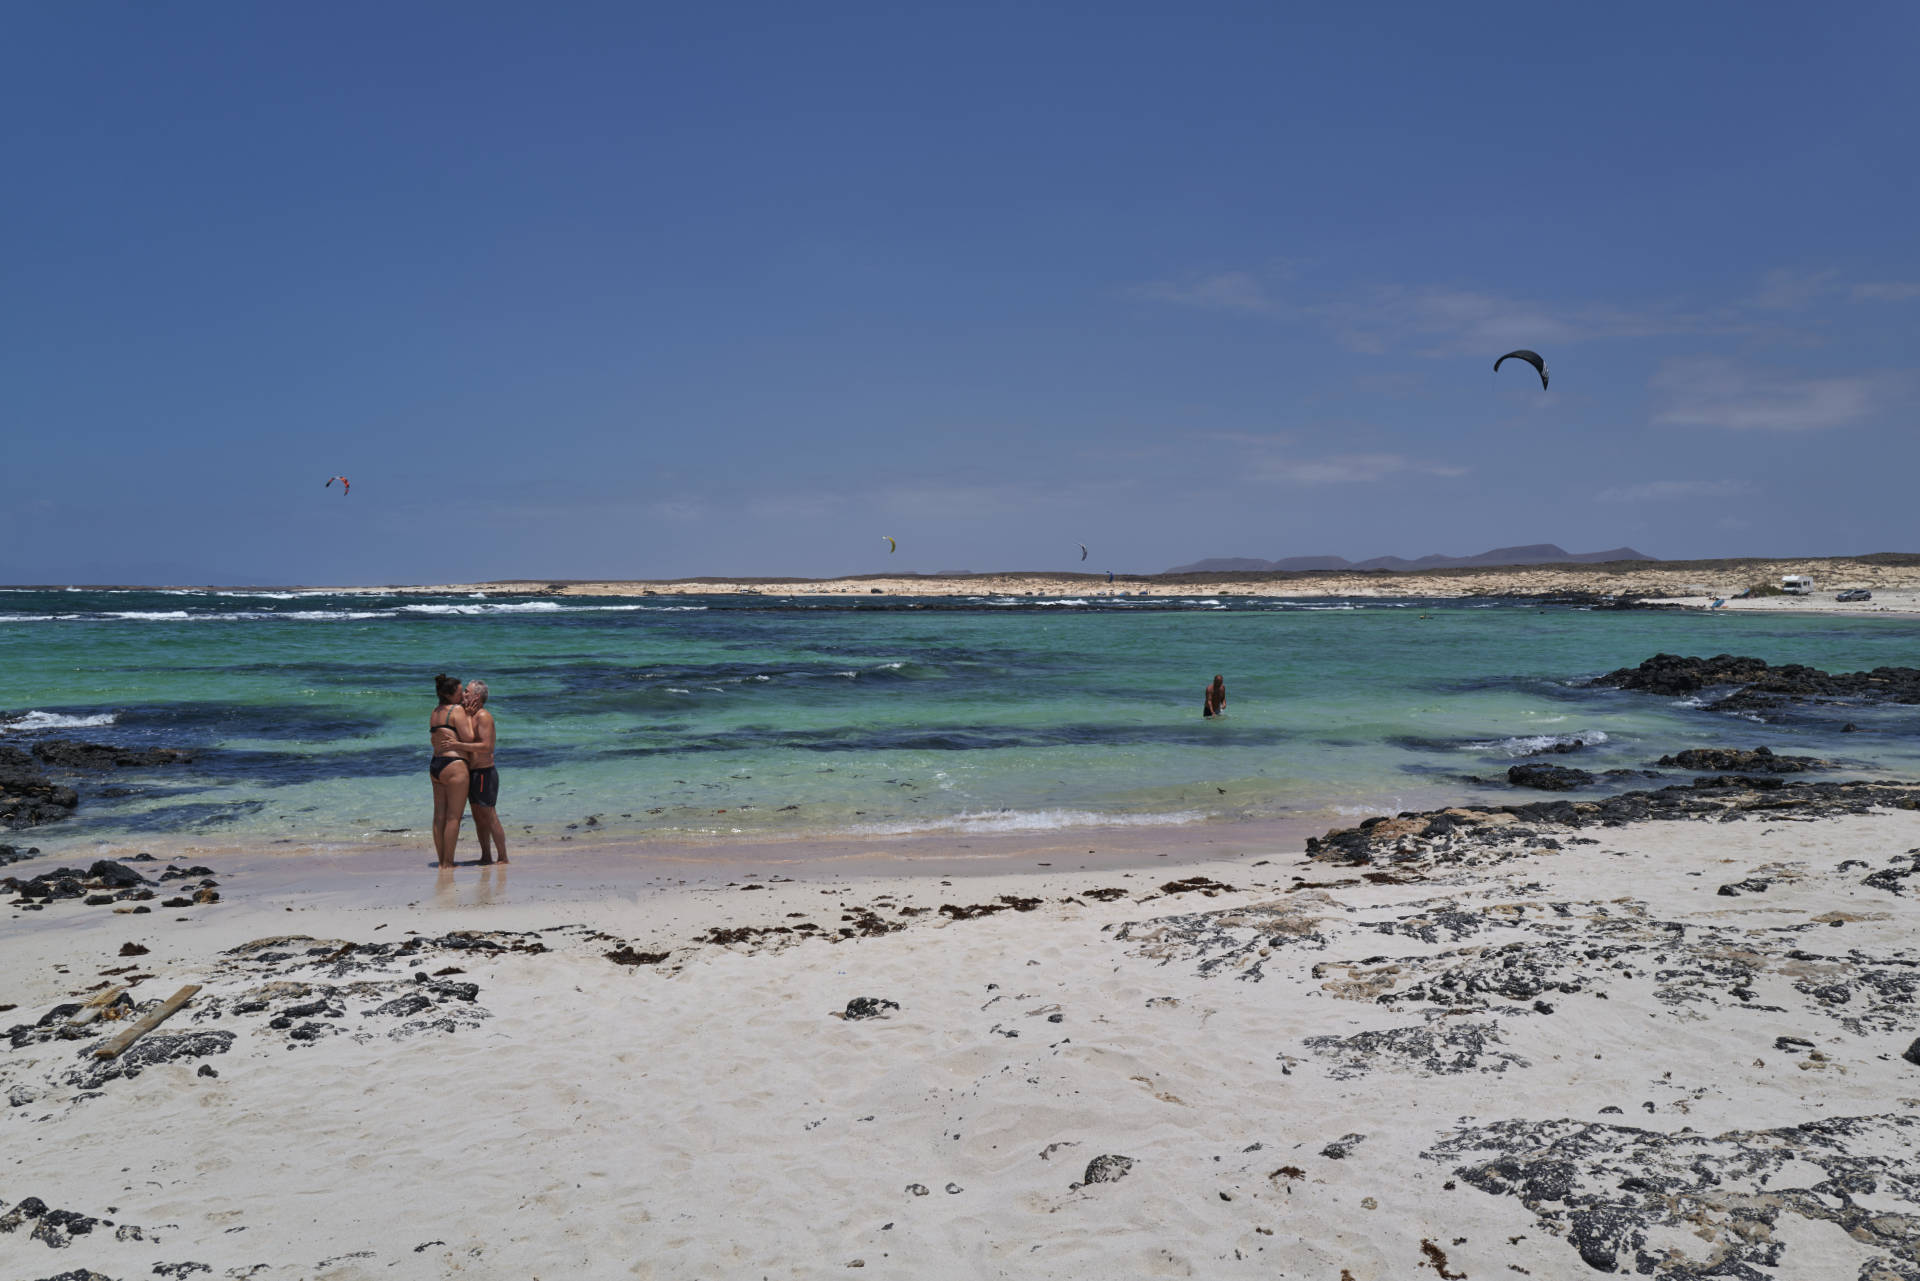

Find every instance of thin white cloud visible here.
[1649,357,1889,431]
[1320,285,1721,357]
[1128,271,1273,313]
[875,482,1039,518]
[1128,265,1911,359]
[746,492,848,521]
[1254,452,1468,484]
[1748,269,1840,310]
[1852,281,1920,302]
[645,497,708,522]
[1596,479,1753,503]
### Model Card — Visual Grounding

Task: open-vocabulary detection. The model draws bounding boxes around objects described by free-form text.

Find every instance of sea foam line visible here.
[1464,730,1611,757]
[2,711,118,732]
[852,808,1206,836]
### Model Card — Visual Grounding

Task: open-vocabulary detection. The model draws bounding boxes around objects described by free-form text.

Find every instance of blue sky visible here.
[2,2,1914,583]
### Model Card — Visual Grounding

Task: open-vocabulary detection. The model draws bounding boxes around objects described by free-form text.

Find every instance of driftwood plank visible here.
[93,984,201,1060]
[65,985,129,1031]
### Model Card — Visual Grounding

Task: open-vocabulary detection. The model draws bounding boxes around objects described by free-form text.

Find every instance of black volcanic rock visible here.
[85,860,149,889]
[1590,654,1920,710]
[1508,763,1595,791]
[1657,747,1828,773]
[1304,777,1920,865]
[1079,1154,1135,1185]
[0,747,77,830]
[30,740,193,770]
[1592,653,1772,696]
[843,997,899,1020]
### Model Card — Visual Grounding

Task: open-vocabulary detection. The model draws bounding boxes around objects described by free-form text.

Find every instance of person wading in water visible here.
[1203,674,1227,718]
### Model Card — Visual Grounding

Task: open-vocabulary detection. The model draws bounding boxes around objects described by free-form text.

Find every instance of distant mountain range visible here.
[1166,543,1657,574]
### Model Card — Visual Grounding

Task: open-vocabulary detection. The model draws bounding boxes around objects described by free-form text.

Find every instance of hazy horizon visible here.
[5,544,1916,590]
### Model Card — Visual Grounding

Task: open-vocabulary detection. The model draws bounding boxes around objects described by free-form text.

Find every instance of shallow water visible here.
[3,588,1918,858]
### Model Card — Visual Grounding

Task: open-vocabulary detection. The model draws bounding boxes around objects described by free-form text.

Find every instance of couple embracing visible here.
[428,673,507,869]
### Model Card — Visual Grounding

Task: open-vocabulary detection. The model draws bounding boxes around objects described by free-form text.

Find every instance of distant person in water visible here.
[462,679,507,865]
[428,673,472,868]
[1203,674,1226,718]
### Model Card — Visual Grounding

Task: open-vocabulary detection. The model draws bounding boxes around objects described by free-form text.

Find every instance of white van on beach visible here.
[1781,575,1814,595]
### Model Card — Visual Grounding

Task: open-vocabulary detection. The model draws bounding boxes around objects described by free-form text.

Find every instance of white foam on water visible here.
[2,711,118,732]
[275,611,387,621]
[1325,800,1421,817]
[1464,730,1611,757]
[397,601,700,615]
[853,808,1207,836]
[402,601,567,615]
[0,597,696,624]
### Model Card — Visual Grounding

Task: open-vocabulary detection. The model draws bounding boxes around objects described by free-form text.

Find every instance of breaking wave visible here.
[853,808,1206,836]
[2,710,118,732]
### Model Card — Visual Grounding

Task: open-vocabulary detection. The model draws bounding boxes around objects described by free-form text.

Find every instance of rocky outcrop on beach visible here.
[0,746,78,829]
[0,737,193,829]
[0,841,42,869]
[28,741,193,770]
[0,1191,153,1253]
[1304,776,1920,866]
[1429,1113,1920,1276]
[1113,788,1920,1278]
[1505,763,1595,790]
[1591,652,1920,711]
[3,856,220,916]
[0,930,526,1118]
[1656,745,1830,772]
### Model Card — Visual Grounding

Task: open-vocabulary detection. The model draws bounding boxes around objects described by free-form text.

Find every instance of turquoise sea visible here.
[3,588,1918,858]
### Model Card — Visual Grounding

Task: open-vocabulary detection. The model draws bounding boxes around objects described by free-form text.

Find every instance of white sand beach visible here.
[7,784,1920,1279]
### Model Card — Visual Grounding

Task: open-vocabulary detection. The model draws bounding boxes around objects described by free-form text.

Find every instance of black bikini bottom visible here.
[430,755,462,780]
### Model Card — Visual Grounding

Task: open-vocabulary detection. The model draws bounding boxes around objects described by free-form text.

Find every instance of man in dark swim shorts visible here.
[462,679,508,864]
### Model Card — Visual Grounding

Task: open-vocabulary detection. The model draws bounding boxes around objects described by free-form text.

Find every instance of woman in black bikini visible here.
[428,673,473,868]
